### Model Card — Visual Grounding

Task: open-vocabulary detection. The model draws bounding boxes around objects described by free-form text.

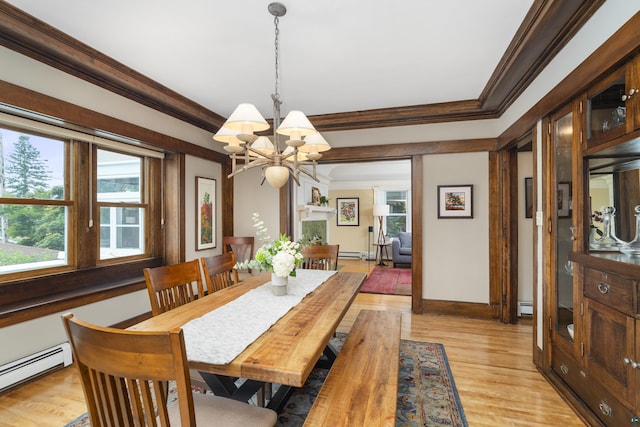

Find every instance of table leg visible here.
[198,372,264,403]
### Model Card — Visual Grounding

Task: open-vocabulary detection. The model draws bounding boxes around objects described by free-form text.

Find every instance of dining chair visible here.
[143,259,205,316]
[200,252,240,293]
[61,313,277,427]
[223,236,254,264]
[301,244,340,270]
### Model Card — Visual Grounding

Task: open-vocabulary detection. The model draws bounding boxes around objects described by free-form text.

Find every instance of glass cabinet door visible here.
[587,68,627,146]
[554,109,575,344]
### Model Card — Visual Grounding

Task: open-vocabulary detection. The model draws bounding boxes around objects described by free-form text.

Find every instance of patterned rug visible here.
[359,267,412,296]
[65,333,467,427]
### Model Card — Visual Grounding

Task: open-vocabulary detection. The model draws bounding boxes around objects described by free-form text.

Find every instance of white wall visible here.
[518,151,534,305]
[423,152,489,303]
[184,155,223,261]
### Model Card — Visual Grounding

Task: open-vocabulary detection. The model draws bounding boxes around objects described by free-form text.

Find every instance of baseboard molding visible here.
[421,299,497,319]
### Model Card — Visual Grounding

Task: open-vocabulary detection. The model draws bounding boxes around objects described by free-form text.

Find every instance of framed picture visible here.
[525,177,533,218]
[557,182,571,218]
[437,185,473,218]
[336,197,359,226]
[311,186,321,205]
[196,176,216,250]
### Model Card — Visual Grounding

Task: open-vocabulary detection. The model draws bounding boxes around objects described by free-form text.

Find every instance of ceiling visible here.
[4,0,532,121]
[5,0,603,134]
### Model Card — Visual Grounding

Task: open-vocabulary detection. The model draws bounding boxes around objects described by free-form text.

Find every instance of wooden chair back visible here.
[222,236,254,264]
[62,313,196,427]
[143,260,204,316]
[302,244,340,270]
[200,252,240,293]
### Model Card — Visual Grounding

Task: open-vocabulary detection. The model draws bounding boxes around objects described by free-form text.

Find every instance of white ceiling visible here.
[5,0,533,120]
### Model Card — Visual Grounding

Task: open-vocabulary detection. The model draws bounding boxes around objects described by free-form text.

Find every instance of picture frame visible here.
[437,185,473,218]
[311,186,321,206]
[525,177,533,219]
[336,197,359,226]
[196,176,216,250]
[557,182,571,218]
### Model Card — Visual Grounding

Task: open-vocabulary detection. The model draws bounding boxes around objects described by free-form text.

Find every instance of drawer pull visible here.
[597,283,610,294]
[560,364,569,375]
[624,357,640,369]
[599,401,612,417]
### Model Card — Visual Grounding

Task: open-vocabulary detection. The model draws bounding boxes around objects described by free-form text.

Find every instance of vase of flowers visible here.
[235,213,304,295]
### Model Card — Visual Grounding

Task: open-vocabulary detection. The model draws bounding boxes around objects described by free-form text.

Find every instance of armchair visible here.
[391,231,412,267]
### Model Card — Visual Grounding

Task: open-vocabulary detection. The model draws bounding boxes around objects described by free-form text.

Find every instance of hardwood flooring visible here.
[0,259,585,426]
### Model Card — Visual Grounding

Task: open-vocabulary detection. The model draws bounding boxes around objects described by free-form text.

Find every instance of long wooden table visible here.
[129,270,365,410]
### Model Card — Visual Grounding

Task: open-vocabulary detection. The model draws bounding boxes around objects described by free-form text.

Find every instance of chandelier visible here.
[213,2,331,189]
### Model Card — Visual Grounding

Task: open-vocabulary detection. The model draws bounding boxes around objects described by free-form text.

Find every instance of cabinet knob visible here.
[597,282,610,294]
[560,363,569,375]
[599,400,612,417]
[622,88,637,101]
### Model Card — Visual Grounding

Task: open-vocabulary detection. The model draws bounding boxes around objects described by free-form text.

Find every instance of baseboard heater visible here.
[339,251,361,259]
[518,301,533,316]
[0,343,72,393]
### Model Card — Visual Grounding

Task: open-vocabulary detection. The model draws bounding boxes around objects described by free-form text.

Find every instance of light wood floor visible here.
[0,259,586,426]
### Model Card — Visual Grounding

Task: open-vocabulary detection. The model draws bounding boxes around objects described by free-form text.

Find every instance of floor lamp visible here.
[372,204,390,265]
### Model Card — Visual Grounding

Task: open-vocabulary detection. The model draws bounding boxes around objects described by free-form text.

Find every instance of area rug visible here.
[65,333,467,427]
[359,267,412,296]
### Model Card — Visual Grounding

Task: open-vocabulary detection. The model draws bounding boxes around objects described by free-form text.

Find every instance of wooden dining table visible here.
[129,269,366,410]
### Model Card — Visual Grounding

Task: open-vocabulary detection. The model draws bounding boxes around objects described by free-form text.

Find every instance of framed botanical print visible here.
[196,176,216,250]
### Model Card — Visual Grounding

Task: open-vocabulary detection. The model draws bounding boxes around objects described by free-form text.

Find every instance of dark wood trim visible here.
[0,1,603,132]
[320,138,497,163]
[0,80,228,164]
[421,299,496,319]
[488,151,502,319]
[222,165,234,239]
[498,11,640,148]
[411,155,423,314]
[480,0,605,114]
[163,152,185,265]
[0,257,162,328]
[0,2,225,133]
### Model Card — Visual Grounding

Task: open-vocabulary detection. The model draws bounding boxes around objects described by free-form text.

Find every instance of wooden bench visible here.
[304,309,402,426]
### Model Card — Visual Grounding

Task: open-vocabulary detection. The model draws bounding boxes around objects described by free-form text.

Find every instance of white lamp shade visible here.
[282,146,308,161]
[250,136,275,157]
[264,166,290,188]
[373,204,390,217]
[276,110,317,137]
[212,126,242,144]
[299,133,331,153]
[223,103,270,133]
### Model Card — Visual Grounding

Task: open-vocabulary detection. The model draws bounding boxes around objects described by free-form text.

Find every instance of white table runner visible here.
[182,269,337,365]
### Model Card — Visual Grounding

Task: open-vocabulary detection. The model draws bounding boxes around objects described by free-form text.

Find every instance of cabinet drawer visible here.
[584,268,634,316]
[553,347,637,427]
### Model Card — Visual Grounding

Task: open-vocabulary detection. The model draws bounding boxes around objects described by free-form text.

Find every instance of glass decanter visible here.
[590,206,626,251]
[620,205,640,256]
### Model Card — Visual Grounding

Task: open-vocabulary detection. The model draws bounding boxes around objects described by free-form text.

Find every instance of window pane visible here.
[0,204,67,273]
[97,150,141,202]
[0,128,65,199]
[99,207,144,259]
[386,216,406,238]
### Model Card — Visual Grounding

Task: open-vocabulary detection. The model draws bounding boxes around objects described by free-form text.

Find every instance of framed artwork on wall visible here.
[525,177,533,218]
[437,184,473,218]
[196,176,216,250]
[557,182,572,218]
[336,197,359,226]
[311,186,321,205]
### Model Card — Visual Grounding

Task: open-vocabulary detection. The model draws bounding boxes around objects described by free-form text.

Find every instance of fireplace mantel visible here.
[297,205,336,221]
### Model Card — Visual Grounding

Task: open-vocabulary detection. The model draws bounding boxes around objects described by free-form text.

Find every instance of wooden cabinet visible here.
[586,55,640,148]
[545,52,640,427]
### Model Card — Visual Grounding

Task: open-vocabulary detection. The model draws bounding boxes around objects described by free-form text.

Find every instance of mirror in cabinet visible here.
[554,109,575,344]
[587,135,640,259]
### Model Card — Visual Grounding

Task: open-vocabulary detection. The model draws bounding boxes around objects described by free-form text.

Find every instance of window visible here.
[385,190,410,237]
[0,127,69,274]
[96,149,145,260]
[0,120,161,277]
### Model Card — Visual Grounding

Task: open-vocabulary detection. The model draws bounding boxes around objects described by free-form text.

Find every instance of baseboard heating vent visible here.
[0,343,72,393]
[339,251,361,259]
[518,301,533,316]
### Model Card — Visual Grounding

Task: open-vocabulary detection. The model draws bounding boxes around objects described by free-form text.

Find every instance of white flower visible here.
[272,251,296,277]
